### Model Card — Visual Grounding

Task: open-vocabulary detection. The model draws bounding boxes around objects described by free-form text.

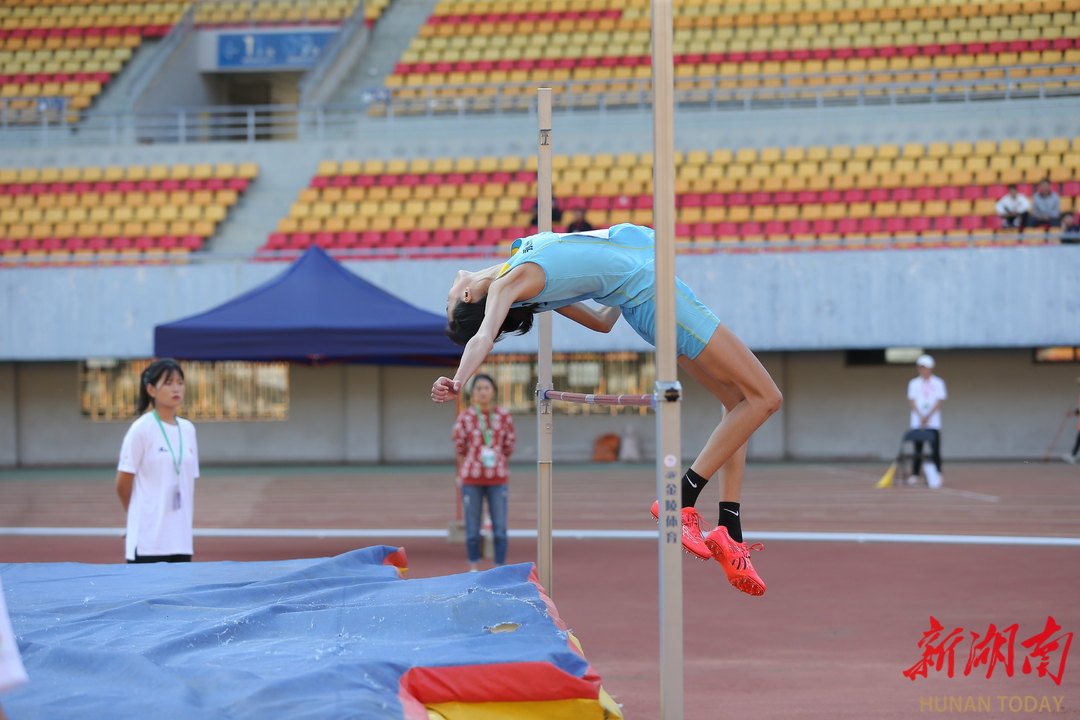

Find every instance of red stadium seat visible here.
[739,222,763,237]
[788,219,812,236]
[812,219,836,236]
[265,233,288,249]
[359,231,383,247]
[932,216,957,232]
[884,217,908,234]
[836,218,860,236]
[909,216,932,234]
[715,222,737,239]
[289,233,313,249]
[862,217,884,234]
[764,221,787,237]
[404,230,431,247]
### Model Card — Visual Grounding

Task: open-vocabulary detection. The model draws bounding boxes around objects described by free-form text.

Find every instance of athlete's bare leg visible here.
[677,356,749,503]
[677,324,781,500]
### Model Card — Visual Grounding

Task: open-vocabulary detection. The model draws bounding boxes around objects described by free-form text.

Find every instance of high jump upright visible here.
[531,0,684,708]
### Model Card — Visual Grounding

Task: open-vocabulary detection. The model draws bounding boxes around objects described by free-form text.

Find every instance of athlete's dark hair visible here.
[137,358,185,414]
[445,297,536,347]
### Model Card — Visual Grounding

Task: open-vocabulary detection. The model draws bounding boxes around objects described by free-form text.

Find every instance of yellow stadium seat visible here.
[998,140,1022,156]
[362,159,386,175]
[238,163,259,179]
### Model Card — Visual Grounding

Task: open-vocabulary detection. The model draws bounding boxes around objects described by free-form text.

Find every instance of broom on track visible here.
[875,461,897,489]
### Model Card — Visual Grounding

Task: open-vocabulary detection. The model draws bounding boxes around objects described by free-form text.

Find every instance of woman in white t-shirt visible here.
[907,354,947,485]
[116,358,199,563]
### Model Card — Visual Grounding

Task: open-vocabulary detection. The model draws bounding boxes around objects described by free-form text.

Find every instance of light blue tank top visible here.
[497,223,656,311]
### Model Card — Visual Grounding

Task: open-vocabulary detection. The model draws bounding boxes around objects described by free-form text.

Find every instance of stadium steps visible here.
[88,39,163,117]
[329,0,444,104]
[205,143,324,253]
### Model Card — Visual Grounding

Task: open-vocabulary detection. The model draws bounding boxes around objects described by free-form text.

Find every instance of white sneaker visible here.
[1063,453,1078,465]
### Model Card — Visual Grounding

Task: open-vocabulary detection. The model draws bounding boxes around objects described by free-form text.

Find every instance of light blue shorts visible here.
[619,277,721,359]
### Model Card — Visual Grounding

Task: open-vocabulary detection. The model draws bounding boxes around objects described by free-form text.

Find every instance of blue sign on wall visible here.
[217,31,336,69]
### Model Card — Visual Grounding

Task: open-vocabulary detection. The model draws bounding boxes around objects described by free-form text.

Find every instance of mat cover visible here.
[1,547,621,719]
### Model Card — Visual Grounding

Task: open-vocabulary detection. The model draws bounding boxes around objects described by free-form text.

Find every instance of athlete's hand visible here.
[431,377,462,403]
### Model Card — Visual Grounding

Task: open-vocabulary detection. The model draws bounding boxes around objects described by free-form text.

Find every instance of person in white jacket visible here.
[995,185,1031,229]
[908,354,947,488]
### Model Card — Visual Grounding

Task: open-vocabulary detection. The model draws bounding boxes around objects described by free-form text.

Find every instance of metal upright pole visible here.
[535,88,554,597]
[651,0,684,717]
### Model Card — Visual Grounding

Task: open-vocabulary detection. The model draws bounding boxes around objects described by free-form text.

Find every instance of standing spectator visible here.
[116,359,199,563]
[995,184,1030,230]
[907,354,947,488]
[1059,212,1080,244]
[1029,179,1062,229]
[1063,377,1080,465]
[566,207,594,233]
[452,374,515,572]
[0,575,29,720]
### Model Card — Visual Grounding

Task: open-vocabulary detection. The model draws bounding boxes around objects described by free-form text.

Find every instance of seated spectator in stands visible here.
[995,185,1030,230]
[566,207,594,233]
[528,198,563,230]
[1060,212,1080,244]
[1029,180,1062,229]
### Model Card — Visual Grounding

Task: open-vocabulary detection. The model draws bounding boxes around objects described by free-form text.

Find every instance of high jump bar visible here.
[541,390,658,408]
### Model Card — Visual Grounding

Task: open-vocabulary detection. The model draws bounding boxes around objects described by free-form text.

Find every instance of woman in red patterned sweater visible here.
[452,374,516,572]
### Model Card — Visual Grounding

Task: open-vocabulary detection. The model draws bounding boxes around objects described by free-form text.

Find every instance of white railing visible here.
[0,66,1076,147]
[1,231,1070,269]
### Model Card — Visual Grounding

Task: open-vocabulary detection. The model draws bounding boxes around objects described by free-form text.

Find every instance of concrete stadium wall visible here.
[2,246,1078,360]
[3,350,1077,468]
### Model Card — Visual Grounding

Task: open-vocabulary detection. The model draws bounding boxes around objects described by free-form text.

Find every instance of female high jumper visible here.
[430,223,782,596]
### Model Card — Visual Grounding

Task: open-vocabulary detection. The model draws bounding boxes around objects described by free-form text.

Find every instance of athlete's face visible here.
[918,365,933,379]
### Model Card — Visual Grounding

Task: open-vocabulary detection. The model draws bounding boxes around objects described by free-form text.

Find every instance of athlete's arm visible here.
[433,265,544,403]
[555,302,621,333]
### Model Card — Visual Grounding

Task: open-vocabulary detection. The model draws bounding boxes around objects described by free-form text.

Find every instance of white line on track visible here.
[1,528,1078,545]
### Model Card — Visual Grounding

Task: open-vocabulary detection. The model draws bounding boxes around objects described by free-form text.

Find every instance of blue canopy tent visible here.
[154,247,461,365]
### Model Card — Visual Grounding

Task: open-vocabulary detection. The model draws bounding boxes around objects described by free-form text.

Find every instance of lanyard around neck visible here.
[474,406,494,447]
[152,409,183,478]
